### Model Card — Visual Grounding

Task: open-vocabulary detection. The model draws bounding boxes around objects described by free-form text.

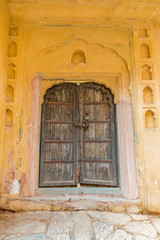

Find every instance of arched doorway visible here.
[27,39,138,199]
[39,83,117,187]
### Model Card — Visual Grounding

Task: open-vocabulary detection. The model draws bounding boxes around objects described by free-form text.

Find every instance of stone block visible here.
[108,204,125,213]
[88,211,131,225]
[92,221,113,240]
[107,229,133,240]
[75,211,94,240]
[0,218,47,235]
[13,221,46,234]
[150,217,160,234]
[6,234,47,240]
[124,221,157,238]
[130,214,148,221]
[47,212,75,239]
[14,211,52,221]
[126,205,141,214]
[135,235,156,240]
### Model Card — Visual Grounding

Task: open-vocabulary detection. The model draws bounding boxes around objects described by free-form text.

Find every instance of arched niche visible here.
[26,38,138,200]
[142,64,152,80]
[8,42,17,57]
[145,110,156,128]
[8,63,16,79]
[71,49,86,64]
[6,85,14,102]
[5,108,13,127]
[143,86,154,104]
[140,43,150,58]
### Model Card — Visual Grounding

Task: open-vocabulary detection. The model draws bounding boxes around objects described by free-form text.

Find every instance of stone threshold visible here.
[36,186,121,195]
[0,195,143,213]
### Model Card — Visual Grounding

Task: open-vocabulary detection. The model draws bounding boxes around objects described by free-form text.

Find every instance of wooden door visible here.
[80,84,117,186]
[39,83,117,187]
[39,84,77,186]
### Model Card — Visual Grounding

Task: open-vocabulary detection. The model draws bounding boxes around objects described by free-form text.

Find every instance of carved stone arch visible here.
[26,38,138,200]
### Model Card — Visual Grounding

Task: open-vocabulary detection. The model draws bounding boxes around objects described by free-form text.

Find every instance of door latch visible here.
[82,123,89,129]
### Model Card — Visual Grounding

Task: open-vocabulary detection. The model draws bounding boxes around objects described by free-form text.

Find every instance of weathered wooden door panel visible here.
[39,84,76,186]
[39,83,117,187]
[80,84,117,186]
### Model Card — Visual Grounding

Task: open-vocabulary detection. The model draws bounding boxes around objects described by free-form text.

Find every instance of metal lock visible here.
[82,123,89,129]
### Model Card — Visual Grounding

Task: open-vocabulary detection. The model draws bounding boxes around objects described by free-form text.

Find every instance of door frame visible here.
[39,82,118,187]
[28,73,138,200]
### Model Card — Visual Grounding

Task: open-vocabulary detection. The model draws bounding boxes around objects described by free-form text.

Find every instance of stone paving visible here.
[0,211,160,240]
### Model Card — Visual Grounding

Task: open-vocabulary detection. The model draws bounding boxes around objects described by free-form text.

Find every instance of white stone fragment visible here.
[93,221,113,240]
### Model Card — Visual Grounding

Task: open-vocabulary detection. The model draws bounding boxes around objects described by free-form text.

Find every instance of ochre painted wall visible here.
[0,0,10,195]
[16,24,133,198]
[1,1,160,213]
[142,21,160,212]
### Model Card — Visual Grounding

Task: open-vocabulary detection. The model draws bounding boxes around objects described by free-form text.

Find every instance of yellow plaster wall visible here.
[0,0,10,194]
[129,22,160,212]
[19,24,132,196]
[141,21,160,212]
[6,0,160,21]
[1,11,160,212]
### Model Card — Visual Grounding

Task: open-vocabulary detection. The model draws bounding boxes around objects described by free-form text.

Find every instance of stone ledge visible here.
[36,187,121,195]
[0,196,143,213]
